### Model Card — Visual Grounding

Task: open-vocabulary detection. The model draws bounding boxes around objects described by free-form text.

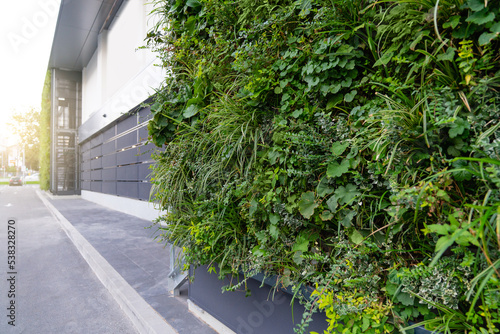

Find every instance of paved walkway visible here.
[40,190,218,334]
[0,185,138,333]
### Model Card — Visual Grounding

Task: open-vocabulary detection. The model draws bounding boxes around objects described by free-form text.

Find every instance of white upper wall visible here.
[82,49,100,119]
[81,0,163,124]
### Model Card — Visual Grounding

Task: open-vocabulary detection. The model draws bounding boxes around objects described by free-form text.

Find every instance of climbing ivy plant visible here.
[146,0,500,332]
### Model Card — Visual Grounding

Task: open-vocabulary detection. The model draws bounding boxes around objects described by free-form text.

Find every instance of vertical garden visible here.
[146,0,500,332]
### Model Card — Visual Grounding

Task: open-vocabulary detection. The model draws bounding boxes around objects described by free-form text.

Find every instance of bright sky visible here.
[0,0,60,144]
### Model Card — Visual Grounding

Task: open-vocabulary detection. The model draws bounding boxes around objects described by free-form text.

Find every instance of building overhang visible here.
[48,0,124,71]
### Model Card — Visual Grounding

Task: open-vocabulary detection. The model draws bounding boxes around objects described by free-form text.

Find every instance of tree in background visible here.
[8,108,40,171]
[39,70,51,190]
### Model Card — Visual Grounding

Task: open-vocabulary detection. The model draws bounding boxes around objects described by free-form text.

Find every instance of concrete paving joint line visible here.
[36,190,178,334]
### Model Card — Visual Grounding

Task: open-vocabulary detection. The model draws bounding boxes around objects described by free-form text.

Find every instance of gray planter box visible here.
[189,265,438,334]
[189,265,327,334]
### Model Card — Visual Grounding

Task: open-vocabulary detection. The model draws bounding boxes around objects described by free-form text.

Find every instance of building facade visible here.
[48,0,163,219]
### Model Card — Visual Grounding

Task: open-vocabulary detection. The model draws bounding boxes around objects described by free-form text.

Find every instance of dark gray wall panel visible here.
[102,181,117,195]
[138,125,149,142]
[90,146,102,158]
[81,141,91,151]
[117,132,137,149]
[102,168,116,181]
[139,107,151,122]
[91,169,102,180]
[138,163,153,179]
[117,165,138,181]
[117,114,137,133]
[82,150,91,161]
[116,149,138,165]
[90,157,102,169]
[90,181,102,192]
[117,182,138,198]
[103,126,116,141]
[80,106,154,201]
[137,145,154,162]
[102,141,116,154]
[81,171,91,180]
[81,161,91,171]
[138,182,152,200]
[90,133,103,148]
[102,154,116,168]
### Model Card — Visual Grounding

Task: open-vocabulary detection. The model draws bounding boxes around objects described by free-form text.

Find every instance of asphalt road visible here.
[0,185,138,334]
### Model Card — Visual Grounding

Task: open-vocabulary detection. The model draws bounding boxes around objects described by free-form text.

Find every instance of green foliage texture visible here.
[39,70,51,191]
[146,0,500,332]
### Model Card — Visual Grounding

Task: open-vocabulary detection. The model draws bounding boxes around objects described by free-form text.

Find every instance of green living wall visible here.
[40,70,51,191]
[146,0,500,332]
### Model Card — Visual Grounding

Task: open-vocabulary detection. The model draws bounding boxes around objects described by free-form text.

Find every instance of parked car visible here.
[9,176,22,186]
[25,173,39,181]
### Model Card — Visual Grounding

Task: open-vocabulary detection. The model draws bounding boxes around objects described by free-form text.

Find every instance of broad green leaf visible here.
[491,22,500,33]
[466,8,495,25]
[320,210,333,221]
[452,160,473,181]
[249,198,258,216]
[291,108,303,118]
[330,83,342,94]
[448,214,460,228]
[349,229,364,245]
[447,145,461,156]
[401,307,413,319]
[151,102,161,113]
[293,251,304,265]
[317,177,334,197]
[327,159,350,178]
[341,77,353,88]
[418,304,431,316]
[362,317,370,332]
[186,0,201,7]
[269,224,279,240]
[292,234,309,252]
[186,97,203,107]
[385,281,398,296]
[255,231,268,243]
[326,95,343,110]
[331,142,349,156]
[443,15,461,29]
[326,195,338,212]
[340,209,356,227]
[337,44,354,54]
[396,292,414,306]
[466,0,485,11]
[426,224,451,235]
[335,184,360,205]
[449,117,469,138]
[456,231,479,246]
[305,75,320,88]
[269,213,280,225]
[252,245,267,257]
[344,90,357,103]
[268,150,280,165]
[183,104,200,118]
[437,47,456,61]
[435,235,452,252]
[479,32,497,45]
[298,191,318,219]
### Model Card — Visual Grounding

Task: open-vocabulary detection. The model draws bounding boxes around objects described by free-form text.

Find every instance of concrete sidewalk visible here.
[0,185,139,333]
[37,190,218,334]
